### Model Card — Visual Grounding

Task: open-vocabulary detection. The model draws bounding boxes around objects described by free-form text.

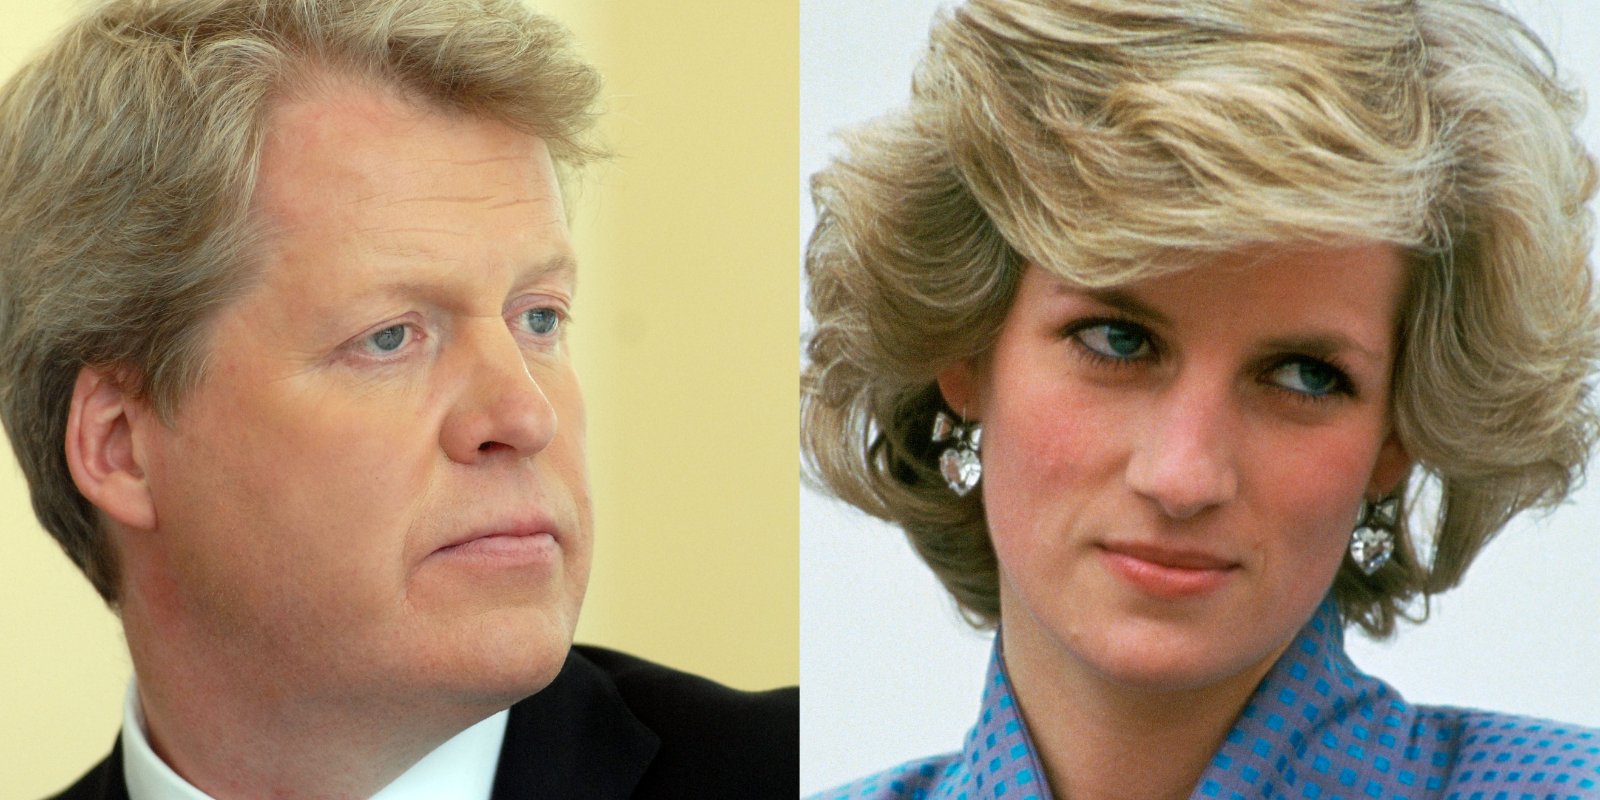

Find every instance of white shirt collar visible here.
[121,680,510,800]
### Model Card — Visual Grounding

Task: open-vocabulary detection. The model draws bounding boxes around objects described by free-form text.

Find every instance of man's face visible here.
[130,82,590,711]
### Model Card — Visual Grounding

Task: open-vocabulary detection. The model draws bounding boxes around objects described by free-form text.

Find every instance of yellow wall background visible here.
[0,1,798,795]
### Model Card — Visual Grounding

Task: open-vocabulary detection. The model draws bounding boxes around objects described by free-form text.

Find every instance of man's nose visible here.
[1123,376,1239,520]
[439,323,557,463]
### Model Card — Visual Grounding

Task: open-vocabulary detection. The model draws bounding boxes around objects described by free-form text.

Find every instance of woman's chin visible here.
[1089,652,1250,694]
[1021,612,1290,697]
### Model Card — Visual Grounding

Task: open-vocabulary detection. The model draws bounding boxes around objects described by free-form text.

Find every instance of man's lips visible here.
[432,518,562,561]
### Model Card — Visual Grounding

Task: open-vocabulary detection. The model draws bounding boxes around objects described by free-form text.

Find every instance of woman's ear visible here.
[64,366,157,531]
[935,359,985,420]
[1367,429,1413,498]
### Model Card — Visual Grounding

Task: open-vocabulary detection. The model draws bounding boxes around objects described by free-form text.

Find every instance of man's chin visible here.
[398,605,579,708]
[416,649,570,723]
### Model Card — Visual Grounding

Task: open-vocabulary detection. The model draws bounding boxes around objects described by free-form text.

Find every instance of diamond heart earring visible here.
[1349,495,1399,576]
[931,411,982,497]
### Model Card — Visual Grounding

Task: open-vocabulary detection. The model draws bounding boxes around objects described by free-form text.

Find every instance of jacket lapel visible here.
[489,649,660,800]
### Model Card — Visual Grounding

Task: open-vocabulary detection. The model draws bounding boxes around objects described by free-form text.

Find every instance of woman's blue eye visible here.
[1076,322,1151,360]
[522,308,561,336]
[1269,359,1342,397]
[366,324,407,353]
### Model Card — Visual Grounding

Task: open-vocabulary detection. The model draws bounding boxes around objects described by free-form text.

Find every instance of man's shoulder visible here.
[569,643,797,732]
[44,738,125,800]
[552,644,798,796]
[497,644,796,798]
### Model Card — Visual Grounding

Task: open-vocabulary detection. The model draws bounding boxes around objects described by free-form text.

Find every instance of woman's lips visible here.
[1097,542,1238,599]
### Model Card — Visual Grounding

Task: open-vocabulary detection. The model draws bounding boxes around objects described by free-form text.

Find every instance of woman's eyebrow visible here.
[1073,287,1172,326]
[1070,285,1386,365]
[1259,333,1385,366]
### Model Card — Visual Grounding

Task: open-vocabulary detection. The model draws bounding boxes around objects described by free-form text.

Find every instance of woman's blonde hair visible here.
[0,0,602,605]
[802,0,1598,637]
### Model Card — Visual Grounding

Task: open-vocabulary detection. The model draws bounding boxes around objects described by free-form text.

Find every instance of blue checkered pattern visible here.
[812,599,1600,800]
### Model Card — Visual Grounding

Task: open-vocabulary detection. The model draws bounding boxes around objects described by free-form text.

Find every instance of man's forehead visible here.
[237,77,575,312]
[254,79,560,219]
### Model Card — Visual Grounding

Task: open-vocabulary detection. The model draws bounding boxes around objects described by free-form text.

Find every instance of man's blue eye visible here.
[523,308,560,336]
[367,325,407,353]
[1270,359,1342,397]
[1077,322,1151,360]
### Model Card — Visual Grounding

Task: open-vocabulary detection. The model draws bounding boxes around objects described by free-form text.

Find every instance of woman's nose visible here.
[1123,377,1239,520]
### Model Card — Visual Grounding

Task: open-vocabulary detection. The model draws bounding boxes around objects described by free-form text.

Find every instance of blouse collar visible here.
[957,598,1395,800]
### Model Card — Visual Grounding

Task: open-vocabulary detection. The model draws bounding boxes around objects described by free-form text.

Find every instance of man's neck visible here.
[123,680,512,800]
[120,598,502,799]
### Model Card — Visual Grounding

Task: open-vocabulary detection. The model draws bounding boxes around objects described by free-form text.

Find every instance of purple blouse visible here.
[814,599,1600,800]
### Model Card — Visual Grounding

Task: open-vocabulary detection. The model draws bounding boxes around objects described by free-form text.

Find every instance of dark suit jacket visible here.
[47,645,799,799]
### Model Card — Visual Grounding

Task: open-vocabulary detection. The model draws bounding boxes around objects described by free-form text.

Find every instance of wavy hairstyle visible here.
[802,0,1597,637]
[0,0,603,605]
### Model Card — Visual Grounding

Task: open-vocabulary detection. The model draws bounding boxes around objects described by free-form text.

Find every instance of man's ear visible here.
[1367,428,1413,498]
[64,367,157,531]
[935,358,984,421]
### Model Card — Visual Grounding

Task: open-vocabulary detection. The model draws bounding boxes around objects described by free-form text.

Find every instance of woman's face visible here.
[940,243,1411,693]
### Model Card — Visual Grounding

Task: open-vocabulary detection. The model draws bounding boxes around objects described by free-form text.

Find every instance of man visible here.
[0,0,796,797]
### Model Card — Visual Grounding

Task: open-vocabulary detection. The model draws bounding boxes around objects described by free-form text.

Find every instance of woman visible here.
[801,1,1600,798]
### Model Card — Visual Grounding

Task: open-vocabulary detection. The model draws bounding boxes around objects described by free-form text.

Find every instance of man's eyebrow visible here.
[522,252,577,285]
[345,252,578,304]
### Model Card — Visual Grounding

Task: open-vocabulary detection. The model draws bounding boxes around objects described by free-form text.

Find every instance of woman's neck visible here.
[1000,624,1288,800]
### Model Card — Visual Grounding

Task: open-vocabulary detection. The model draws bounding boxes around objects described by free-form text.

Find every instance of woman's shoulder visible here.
[1218,647,1600,799]
[1229,601,1600,798]
[807,753,967,800]
[1400,703,1600,797]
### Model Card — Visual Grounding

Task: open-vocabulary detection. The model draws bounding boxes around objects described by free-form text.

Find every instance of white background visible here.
[799,1,1600,794]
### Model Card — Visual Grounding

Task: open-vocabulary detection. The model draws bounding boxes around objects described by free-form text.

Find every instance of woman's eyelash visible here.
[1061,317,1362,404]
[1262,355,1358,403]
[1063,317,1158,366]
